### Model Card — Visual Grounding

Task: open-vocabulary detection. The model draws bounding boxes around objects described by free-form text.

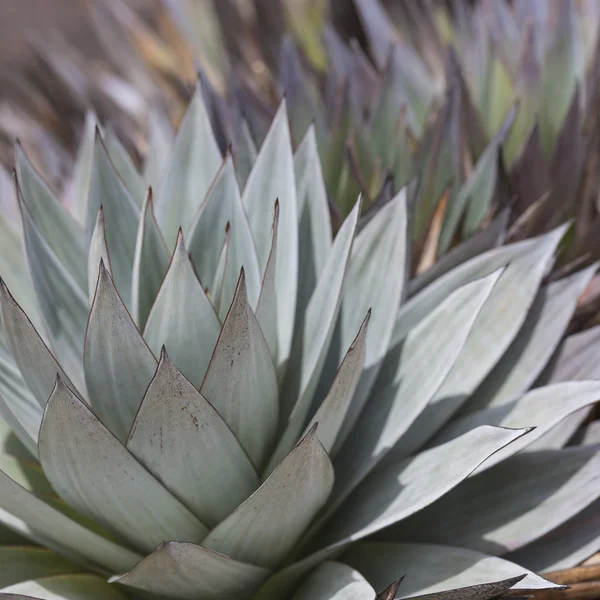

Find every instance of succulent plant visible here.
[0,74,600,600]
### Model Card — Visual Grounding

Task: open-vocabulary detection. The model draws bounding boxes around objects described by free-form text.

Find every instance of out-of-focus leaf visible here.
[127,349,259,527]
[353,0,400,70]
[0,547,82,587]
[291,561,376,600]
[143,231,221,388]
[200,272,278,472]
[143,110,174,192]
[105,128,145,207]
[38,378,208,554]
[109,541,270,599]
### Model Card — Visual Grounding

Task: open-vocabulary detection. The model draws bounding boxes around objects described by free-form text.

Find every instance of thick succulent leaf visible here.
[0,574,128,600]
[17,186,88,390]
[432,381,600,471]
[242,101,298,373]
[200,273,278,470]
[63,112,97,227]
[387,577,526,600]
[131,190,169,329]
[16,145,87,290]
[87,132,140,309]
[84,262,157,442]
[506,497,600,572]
[396,446,600,556]
[409,211,508,297]
[104,129,145,207]
[0,280,83,417]
[233,120,257,191]
[110,541,270,599]
[342,543,559,595]
[317,426,527,549]
[330,271,499,508]
[0,469,140,573]
[127,349,259,527]
[143,231,221,388]
[203,428,334,569]
[389,227,565,457]
[154,84,222,248]
[294,126,332,325]
[391,236,539,345]
[304,313,369,456]
[579,422,600,446]
[266,200,360,472]
[291,561,376,600]
[465,265,596,412]
[143,110,174,191]
[87,208,112,305]
[255,203,279,363]
[0,414,35,462]
[38,379,208,553]
[210,227,230,315]
[334,190,408,446]
[187,154,261,313]
[0,547,83,587]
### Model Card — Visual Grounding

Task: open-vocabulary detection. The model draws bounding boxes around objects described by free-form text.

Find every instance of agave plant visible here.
[0,78,600,600]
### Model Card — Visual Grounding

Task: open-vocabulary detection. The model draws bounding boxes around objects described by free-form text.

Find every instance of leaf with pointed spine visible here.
[63,111,97,227]
[187,154,261,313]
[0,281,83,418]
[16,144,87,290]
[131,189,169,330]
[144,110,174,191]
[397,446,600,556]
[291,561,376,600]
[154,84,222,247]
[128,350,259,527]
[203,428,333,569]
[87,208,112,305]
[256,202,279,364]
[341,543,559,595]
[334,189,408,446]
[38,379,208,553]
[0,468,140,573]
[105,128,145,207]
[431,381,600,472]
[242,101,298,373]
[389,226,565,458]
[0,547,83,587]
[318,426,527,550]
[110,541,270,599]
[233,120,257,190]
[303,312,369,456]
[210,224,230,315]
[200,273,278,471]
[84,262,157,442]
[465,266,596,412]
[294,126,332,326]
[0,574,129,600]
[17,183,88,389]
[266,200,360,472]
[329,271,499,512]
[88,132,140,309]
[143,231,221,388]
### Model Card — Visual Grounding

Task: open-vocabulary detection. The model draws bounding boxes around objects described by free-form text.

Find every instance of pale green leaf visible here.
[291,561,376,600]
[130,190,169,330]
[187,154,261,314]
[143,231,221,388]
[233,120,257,191]
[242,101,298,373]
[88,132,140,309]
[38,379,208,553]
[104,128,145,207]
[200,272,278,471]
[84,262,157,442]
[87,208,112,305]
[203,428,333,569]
[154,84,222,248]
[110,541,270,599]
[127,349,259,527]
[143,109,174,191]
[16,144,87,290]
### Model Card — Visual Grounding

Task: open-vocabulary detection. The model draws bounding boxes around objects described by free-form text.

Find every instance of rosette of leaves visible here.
[0,82,599,599]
